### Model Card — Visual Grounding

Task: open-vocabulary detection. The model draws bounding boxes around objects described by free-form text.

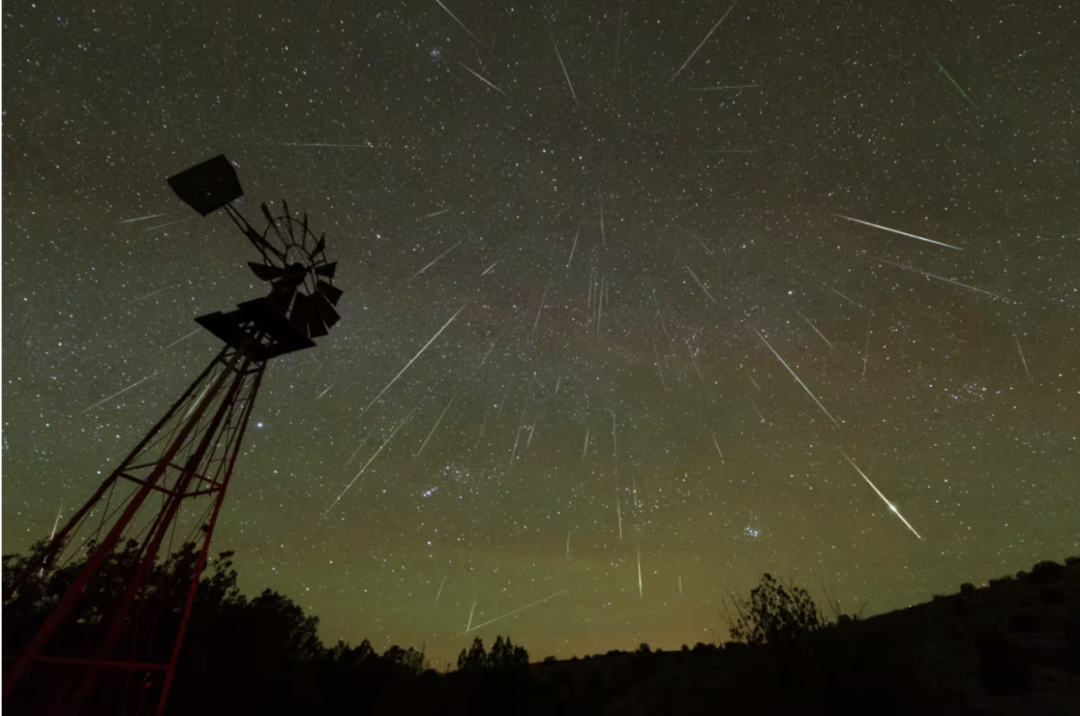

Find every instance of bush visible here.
[726,573,827,646]
[1029,560,1065,584]
[959,583,975,594]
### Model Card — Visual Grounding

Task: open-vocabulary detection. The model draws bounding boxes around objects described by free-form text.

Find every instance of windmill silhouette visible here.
[3,155,343,715]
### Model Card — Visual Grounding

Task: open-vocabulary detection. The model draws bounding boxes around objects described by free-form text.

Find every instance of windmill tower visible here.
[2,155,343,715]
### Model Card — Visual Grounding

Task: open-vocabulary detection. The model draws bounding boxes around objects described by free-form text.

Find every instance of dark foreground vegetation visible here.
[4,539,1079,715]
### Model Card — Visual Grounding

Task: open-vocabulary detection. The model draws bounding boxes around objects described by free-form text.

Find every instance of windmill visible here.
[2,155,343,715]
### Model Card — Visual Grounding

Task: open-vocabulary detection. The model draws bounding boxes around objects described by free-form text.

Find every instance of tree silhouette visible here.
[724,573,827,646]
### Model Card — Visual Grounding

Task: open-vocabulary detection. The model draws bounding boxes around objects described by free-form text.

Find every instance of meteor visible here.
[407,240,461,282]
[929,55,977,108]
[669,1,739,84]
[458,62,508,97]
[830,212,963,251]
[324,404,419,515]
[636,544,644,599]
[436,577,447,603]
[838,448,923,541]
[869,255,1005,300]
[434,0,481,44]
[567,219,580,268]
[415,395,456,457]
[119,212,170,224]
[690,84,763,90]
[531,286,548,337]
[79,372,159,415]
[752,327,840,428]
[1015,336,1032,381]
[653,341,668,392]
[683,263,717,303]
[711,433,724,463]
[798,311,834,349]
[481,260,499,276]
[129,286,173,303]
[457,590,568,636]
[552,38,580,110]
[147,329,200,359]
[316,383,335,400]
[345,428,375,467]
[359,303,467,416]
[424,207,452,219]
[819,280,863,308]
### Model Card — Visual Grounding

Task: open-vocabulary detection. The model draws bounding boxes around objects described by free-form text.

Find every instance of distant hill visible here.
[528,557,1080,715]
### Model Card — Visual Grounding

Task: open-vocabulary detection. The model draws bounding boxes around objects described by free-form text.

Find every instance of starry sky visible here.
[2,0,1078,667]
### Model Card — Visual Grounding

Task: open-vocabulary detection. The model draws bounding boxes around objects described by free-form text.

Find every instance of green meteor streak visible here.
[929,54,976,108]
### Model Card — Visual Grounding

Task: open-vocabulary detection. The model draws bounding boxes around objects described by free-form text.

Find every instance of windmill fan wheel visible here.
[246,199,343,339]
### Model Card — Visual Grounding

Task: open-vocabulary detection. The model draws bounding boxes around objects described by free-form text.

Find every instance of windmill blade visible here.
[249,262,286,281]
[313,234,326,256]
[243,226,286,263]
[281,199,295,241]
[317,280,343,306]
[315,293,341,328]
[315,262,337,279]
[268,284,298,315]
[293,292,328,337]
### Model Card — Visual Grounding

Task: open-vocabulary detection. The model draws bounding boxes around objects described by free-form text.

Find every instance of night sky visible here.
[3,1,1078,668]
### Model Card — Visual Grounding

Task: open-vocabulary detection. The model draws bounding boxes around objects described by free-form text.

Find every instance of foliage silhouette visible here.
[724,573,828,646]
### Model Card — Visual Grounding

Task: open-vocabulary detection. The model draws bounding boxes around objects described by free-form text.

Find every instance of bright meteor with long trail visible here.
[359,303,467,416]
[839,448,923,541]
[830,212,963,251]
[324,404,419,516]
[552,38,580,110]
[669,1,739,84]
[415,395,455,457]
[869,255,1006,300]
[79,372,159,415]
[929,55,976,108]
[407,241,461,282]
[1015,336,1032,381]
[458,62,508,97]
[684,263,717,303]
[457,590,568,636]
[434,0,481,44]
[752,327,840,428]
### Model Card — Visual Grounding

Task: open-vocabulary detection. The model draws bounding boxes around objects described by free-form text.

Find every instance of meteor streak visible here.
[687,344,704,379]
[466,600,477,631]
[407,241,461,282]
[473,415,487,451]
[531,286,548,337]
[683,263,717,303]
[148,329,200,359]
[752,327,840,427]
[862,313,873,379]
[711,433,724,463]
[324,404,419,515]
[566,530,571,559]
[495,385,510,421]
[526,414,538,447]
[869,255,1006,300]
[798,311,835,349]
[457,590,568,636]
[144,217,194,232]
[636,544,643,599]
[582,426,590,458]
[929,55,977,108]
[316,383,335,400]
[819,280,864,308]
[552,38,580,109]
[434,0,481,44]
[616,487,623,541]
[415,395,456,457]
[567,220,580,268]
[119,212,170,224]
[748,396,766,424]
[360,303,467,416]
[424,207,452,219]
[839,448,923,540]
[653,341,668,392]
[279,142,371,148]
[80,372,159,415]
[481,260,499,276]
[1016,336,1032,381]
[598,193,606,246]
[346,429,375,467]
[436,577,447,603]
[669,1,739,84]
[830,212,963,251]
[458,62,508,97]
[742,365,761,392]
[129,286,173,303]
[690,84,763,90]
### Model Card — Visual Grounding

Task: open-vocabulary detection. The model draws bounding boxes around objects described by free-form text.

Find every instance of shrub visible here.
[1029,560,1065,584]
[726,573,827,646]
[959,582,975,594]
